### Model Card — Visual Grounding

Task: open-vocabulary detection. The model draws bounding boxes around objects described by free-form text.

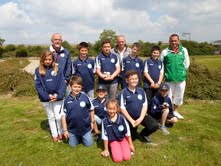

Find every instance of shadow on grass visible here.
[40,119,50,134]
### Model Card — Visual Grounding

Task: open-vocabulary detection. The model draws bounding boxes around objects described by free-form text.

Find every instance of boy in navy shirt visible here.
[61,76,95,147]
[72,42,95,100]
[143,45,164,103]
[149,83,178,135]
[93,84,108,126]
[95,39,121,99]
[122,42,144,89]
[119,70,159,144]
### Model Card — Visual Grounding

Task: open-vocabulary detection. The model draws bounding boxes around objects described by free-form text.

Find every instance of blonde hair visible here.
[39,50,58,76]
[106,99,120,113]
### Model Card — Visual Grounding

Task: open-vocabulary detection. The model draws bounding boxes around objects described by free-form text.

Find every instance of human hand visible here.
[63,131,69,139]
[101,150,110,158]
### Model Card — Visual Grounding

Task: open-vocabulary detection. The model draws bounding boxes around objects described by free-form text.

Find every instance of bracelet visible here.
[63,130,68,132]
[91,121,95,124]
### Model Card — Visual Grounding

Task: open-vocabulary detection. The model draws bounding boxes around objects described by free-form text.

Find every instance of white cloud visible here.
[0,0,220,44]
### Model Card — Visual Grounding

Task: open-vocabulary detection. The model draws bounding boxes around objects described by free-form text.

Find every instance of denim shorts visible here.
[68,130,93,147]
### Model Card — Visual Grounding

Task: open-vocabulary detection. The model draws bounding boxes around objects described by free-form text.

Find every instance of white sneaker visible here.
[173,111,184,119]
[159,126,170,135]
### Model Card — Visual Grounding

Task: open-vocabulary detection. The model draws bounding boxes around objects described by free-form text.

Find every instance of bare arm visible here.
[61,116,69,139]
[101,140,110,157]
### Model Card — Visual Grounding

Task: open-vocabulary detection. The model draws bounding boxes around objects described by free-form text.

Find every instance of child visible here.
[61,76,95,147]
[95,38,121,99]
[72,42,95,100]
[92,84,108,126]
[34,50,66,142]
[122,42,144,89]
[149,83,178,135]
[101,99,134,163]
[119,70,159,144]
[143,45,164,103]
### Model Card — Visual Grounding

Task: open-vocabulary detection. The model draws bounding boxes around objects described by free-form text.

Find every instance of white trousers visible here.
[166,81,186,106]
[42,100,63,137]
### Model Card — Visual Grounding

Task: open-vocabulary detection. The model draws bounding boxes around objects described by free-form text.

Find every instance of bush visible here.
[0,58,36,96]
[16,45,28,57]
[185,58,221,100]
[5,44,16,52]
[0,47,3,58]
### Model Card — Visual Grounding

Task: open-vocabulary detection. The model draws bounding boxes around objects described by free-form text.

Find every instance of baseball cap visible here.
[96,84,107,91]
[159,83,169,91]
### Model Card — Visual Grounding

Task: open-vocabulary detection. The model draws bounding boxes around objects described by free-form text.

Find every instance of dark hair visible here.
[169,34,179,40]
[69,75,83,86]
[151,45,161,53]
[125,70,138,79]
[132,42,141,49]
[78,42,89,50]
[101,38,111,47]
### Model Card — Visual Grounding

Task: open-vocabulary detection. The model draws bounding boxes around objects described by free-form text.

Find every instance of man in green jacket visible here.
[160,34,190,119]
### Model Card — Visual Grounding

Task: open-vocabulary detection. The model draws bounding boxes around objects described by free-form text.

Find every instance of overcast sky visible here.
[0,0,220,45]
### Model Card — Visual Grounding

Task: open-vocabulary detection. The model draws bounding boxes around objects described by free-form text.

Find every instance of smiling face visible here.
[159,89,169,98]
[79,47,89,58]
[169,35,180,50]
[97,90,107,100]
[106,103,118,118]
[51,33,62,50]
[70,82,82,96]
[151,50,160,60]
[117,36,126,50]
[126,73,139,89]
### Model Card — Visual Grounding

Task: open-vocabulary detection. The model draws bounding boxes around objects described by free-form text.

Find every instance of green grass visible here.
[0,96,221,166]
[191,55,221,69]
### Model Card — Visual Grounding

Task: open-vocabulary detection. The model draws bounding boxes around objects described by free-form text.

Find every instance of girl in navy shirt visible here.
[34,50,66,142]
[101,99,134,163]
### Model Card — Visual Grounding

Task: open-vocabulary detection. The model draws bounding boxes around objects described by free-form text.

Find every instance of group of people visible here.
[34,33,190,163]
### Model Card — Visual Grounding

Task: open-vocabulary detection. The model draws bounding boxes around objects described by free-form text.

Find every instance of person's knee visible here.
[113,156,123,163]
[170,117,178,123]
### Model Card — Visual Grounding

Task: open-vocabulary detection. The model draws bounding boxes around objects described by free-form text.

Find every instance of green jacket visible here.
[160,45,190,82]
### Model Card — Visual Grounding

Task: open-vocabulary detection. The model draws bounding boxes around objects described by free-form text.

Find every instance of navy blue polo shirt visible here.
[102,113,130,141]
[62,92,94,136]
[95,52,120,84]
[92,97,108,119]
[72,57,95,93]
[122,55,144,89]
[149,93,173,118]
[119,87,147,119]
[143,58,163,89]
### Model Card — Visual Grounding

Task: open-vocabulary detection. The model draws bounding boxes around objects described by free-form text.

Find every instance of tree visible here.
[0,37,5,46]
[93,29,117,53]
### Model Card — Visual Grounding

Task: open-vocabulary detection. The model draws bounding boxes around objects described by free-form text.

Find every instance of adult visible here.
[49,33,72,85]
[160,34,190,119]
[111,35,132,89]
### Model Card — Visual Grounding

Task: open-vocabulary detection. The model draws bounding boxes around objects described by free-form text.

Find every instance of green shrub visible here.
[0,47,3,58]
[16,45,28,57]
[185,58,221,100]
[5,44,16,52]
[0,58,36,96]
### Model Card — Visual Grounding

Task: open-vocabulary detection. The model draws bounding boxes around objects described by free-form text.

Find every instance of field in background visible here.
[191,55,221,69]
[0,96,220,165]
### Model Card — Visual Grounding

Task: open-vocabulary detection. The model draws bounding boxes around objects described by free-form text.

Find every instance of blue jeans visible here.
[68,130,93,147]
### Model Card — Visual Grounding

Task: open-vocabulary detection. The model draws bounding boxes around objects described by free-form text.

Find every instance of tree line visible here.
[0,29,219,58]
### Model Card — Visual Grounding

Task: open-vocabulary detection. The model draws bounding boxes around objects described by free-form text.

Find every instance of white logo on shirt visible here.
[87,64,92,69]
[80,101,86,107]
[51,71,57,76]
[111,59,115,63]
[153,105,156,109]
[158,65,161,69]
[118,125,124,131]
[60,53,65,57]
[137,94,142,100]
[135,63,140,67]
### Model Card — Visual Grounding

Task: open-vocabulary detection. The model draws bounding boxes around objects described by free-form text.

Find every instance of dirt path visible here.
[23,59,39,75]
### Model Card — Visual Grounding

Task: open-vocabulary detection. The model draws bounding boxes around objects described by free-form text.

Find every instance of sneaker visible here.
[159,126,170,135]
[173,111,184,119]
[142,136,152,144]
